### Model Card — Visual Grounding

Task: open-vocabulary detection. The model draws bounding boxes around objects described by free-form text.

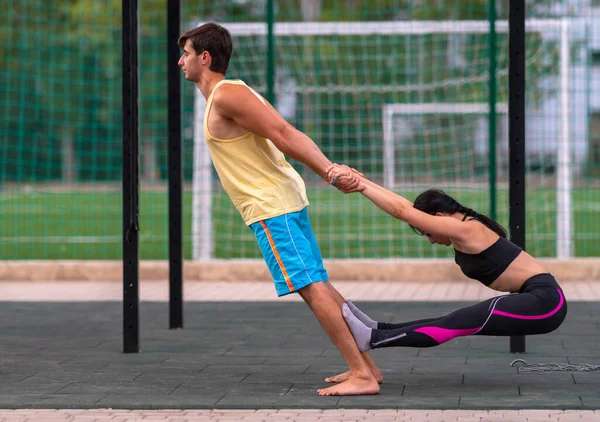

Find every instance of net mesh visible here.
[0,1,598,260]
[189,4,598,259]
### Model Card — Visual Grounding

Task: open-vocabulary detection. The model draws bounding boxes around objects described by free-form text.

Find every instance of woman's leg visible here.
[344,298,502,351]
[346,300,440,330]
[343,285,566,352]
[473,285,566,337]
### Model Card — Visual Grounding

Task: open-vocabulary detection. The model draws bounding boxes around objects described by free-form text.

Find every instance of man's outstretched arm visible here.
[212,83,360,192]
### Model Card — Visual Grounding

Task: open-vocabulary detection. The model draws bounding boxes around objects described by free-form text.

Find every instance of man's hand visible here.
[326,163,365,193]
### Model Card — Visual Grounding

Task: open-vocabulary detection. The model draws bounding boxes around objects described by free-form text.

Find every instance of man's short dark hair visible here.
[178,23,232,75]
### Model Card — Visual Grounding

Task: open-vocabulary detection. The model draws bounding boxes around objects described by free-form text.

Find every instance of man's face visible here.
[178,40,201,82]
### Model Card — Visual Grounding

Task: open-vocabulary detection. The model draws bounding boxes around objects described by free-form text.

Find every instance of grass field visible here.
[1,187,599,260]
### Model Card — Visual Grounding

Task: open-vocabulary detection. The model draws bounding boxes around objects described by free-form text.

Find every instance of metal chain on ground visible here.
[510,359,600,372]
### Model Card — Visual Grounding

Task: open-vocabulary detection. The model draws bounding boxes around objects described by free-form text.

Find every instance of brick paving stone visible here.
[519,409,557,415]
[2,280,600,302]
[0,411,596,421]
[339,410,369,415]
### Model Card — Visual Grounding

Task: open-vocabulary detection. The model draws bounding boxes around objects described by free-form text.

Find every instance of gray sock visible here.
[342,303,373,352]
[346,300,378,329]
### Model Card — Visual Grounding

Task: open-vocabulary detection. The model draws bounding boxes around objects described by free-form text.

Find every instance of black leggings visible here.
[370,273,567,349]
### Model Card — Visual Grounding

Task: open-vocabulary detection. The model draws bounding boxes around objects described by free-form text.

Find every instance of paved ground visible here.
[1,280,599,421]
[0,409,598,421]
[2,280,600,302]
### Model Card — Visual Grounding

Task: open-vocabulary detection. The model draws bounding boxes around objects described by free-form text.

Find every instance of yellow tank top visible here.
[203,79,309,225]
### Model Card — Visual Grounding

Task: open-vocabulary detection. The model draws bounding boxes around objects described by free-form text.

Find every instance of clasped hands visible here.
[326,163,365,194]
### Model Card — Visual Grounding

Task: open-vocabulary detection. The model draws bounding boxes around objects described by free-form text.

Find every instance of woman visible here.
[327,165,567,352]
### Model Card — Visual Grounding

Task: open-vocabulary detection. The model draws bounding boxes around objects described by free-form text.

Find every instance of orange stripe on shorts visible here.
[259,220,294,292]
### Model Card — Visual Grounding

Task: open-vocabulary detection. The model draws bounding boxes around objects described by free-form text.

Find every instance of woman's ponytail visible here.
[458,206,507,237]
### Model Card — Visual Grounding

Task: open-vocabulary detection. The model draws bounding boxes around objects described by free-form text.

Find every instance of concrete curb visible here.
[1,259,600,282]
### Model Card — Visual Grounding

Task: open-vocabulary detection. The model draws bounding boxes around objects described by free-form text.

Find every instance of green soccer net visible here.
[191,18,592,259]
[1,1,598,260]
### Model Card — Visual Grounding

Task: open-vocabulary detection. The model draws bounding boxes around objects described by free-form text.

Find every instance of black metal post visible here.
[488,0,497,221]
[509,0,526,354]
[167,0,183,329]
[122,0,140,353]
[266,0,275,104]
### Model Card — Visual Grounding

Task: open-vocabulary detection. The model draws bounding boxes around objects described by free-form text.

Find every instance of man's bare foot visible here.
[325,369,383,384]
[317,375,380,396]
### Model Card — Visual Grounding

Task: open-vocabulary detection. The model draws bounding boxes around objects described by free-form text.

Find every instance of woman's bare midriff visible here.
[488,251,549,292]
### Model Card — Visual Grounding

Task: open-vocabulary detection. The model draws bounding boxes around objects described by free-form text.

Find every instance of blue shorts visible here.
[249,207,328,297]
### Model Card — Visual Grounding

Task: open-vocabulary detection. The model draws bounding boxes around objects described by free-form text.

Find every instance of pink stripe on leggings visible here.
[414,326,482,344]
[492,288,564,320]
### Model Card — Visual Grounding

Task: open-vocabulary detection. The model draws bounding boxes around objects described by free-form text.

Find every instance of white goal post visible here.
[382,102,509,192]
[192,18,576,260]
[383,19,572,259]
[191,92,213,260]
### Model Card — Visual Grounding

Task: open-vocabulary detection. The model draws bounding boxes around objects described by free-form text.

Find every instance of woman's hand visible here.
[326,163,365,193]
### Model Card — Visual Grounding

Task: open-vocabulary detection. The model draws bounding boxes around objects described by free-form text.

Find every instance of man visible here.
[178,22,380,396]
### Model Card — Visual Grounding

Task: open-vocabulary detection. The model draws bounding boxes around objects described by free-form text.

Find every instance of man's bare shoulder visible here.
[213,83,265,116]
[213,83,252,103]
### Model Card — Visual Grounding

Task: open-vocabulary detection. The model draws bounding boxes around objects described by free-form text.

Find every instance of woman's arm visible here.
[360,178,412,220]
[356,176,469,241]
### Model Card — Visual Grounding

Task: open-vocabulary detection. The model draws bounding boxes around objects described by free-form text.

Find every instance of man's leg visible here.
[250,212,378,396]
[295,207,383,385]
[322,282,383,384]
[297,281,379,396]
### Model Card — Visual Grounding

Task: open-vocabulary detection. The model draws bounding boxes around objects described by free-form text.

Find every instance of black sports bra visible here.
[454,236,522,286]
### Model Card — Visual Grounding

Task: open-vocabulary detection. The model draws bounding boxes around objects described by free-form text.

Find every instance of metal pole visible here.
[488,0,497,221]
[556,19,572,259]
[167,0,183,329]
[122,0,140,354]
[191,91,213,260]
[266,0,275,105]
[508,0,526,354]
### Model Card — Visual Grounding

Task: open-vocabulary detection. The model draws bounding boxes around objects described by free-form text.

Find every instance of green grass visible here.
[1,187,599,259]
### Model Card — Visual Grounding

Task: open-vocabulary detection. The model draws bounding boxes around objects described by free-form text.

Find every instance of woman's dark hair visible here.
[411,189,507,238]
[178,23,232,74]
